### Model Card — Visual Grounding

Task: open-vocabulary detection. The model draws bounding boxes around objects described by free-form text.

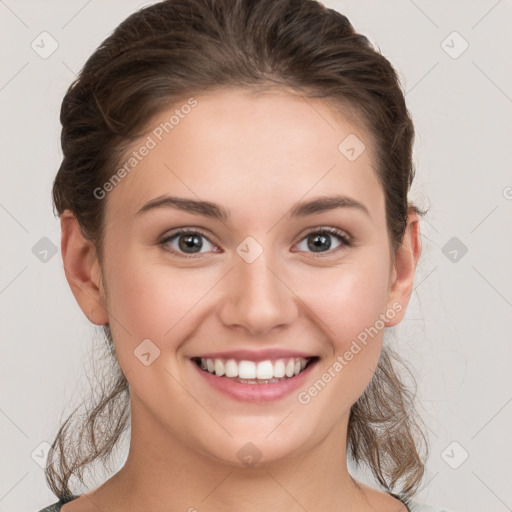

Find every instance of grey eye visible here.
[165,232,215,254]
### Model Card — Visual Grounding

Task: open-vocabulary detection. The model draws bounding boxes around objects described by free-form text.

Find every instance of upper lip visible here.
[192,349,317,362]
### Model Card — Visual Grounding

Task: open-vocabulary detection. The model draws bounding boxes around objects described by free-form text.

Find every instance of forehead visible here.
[104,87,384,227]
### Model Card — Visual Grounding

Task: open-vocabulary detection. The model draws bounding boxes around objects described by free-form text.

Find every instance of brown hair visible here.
[48,0,428,500]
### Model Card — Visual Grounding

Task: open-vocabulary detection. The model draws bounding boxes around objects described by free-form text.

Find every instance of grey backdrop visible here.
[1,1,511,511]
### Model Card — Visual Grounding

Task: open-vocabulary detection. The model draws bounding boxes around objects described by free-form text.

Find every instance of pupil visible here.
[309,233,330,252]
[179,234,202,253]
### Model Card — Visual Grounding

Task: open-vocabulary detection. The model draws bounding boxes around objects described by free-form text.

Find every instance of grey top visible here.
[37,494,451,512]
[37,495,77,512]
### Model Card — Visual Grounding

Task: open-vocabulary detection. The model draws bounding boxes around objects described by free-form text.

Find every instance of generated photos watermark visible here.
[93,97,198,200]
[297,301,403,405]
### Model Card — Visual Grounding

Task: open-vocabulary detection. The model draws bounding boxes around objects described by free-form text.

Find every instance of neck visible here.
[91,398,368,512]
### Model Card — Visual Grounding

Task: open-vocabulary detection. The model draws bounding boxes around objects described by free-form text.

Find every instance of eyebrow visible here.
[135,194,370,220]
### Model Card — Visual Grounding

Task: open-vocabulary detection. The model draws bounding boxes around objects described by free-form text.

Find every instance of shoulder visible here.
[407,499,453,512]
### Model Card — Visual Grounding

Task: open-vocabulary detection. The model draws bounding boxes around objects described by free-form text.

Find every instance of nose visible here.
[217,249,299,336]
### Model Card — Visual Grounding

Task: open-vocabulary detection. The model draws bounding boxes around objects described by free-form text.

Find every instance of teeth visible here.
[285,359,295,377]
[225,359,238,377]
[198,357,311,380]
[239,360,256,379]
[273,360,285,378]
[214,359,225,377]
[256,360,274,380]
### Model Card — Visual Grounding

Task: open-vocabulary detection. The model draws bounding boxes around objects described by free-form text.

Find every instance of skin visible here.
[59,87,421,512]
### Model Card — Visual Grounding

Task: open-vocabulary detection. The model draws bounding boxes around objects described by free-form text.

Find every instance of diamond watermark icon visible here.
[441,441,469,469]
[442,236,468,263]
[236,236,263,264]
[338,134,366,162]
[31,31,59,59]
[134,338,161,366]
[31,441,51,469]
[441,31,469,59]
[32,237,58,263]
[237,442,262,467]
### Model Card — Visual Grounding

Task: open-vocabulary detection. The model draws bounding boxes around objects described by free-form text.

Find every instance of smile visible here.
[191,355,319,402]
[193,356,316,384]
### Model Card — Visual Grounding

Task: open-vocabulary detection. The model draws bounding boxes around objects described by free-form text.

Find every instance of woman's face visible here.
[85,88,413,466]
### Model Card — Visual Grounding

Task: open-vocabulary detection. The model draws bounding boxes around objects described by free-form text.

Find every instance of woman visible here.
[38,0,448,510]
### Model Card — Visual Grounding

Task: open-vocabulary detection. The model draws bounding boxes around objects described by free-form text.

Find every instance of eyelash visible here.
[159,226,353,258]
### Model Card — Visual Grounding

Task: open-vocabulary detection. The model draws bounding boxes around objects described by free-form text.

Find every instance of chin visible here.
[193,418,320,469]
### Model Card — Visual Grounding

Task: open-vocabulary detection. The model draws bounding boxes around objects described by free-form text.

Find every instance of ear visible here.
[385,208,421,327]
[60,210,108,325]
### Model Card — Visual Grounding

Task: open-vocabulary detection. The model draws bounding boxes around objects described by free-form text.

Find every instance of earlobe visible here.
[60,210,108,325]
[385,209,422,327]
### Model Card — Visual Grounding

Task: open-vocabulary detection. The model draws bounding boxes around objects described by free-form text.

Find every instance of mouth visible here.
[191,356,319,384]
[190,354,319,402]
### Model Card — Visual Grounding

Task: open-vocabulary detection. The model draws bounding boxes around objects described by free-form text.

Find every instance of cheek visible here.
[293,255,391,399]
[299,256,391,347]
[103,252,221,355]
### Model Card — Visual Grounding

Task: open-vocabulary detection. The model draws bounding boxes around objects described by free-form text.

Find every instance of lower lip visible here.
[192,359,317,403]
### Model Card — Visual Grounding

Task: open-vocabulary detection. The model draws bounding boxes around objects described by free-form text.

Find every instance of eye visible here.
[160,229,218,257]
[293,227,351,255]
